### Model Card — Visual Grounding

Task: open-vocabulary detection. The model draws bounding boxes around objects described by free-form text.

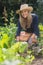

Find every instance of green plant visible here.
[0,23,17,48]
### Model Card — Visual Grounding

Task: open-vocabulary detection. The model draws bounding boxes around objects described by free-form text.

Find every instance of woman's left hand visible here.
[31,34,37,43]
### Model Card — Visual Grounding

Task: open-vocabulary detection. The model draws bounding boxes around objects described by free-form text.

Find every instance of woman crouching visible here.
[16,4,39,44]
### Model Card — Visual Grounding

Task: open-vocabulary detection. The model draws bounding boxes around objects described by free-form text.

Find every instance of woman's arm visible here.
[30,15,39,43]
[32,14,39,37]
[16,20,22,41]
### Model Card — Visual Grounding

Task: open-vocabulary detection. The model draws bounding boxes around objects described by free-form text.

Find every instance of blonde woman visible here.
[16,4,39,44]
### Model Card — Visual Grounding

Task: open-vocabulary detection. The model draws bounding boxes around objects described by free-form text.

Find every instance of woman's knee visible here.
[32,38,37,43]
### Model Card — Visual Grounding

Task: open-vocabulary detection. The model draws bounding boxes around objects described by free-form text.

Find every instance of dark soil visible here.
[31,57,43,65]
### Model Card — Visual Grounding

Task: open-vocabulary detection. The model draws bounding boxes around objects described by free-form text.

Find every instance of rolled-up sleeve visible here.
[16,21,21,36]
[33,15,39,36]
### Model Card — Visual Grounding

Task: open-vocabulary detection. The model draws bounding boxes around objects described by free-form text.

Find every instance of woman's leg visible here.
[19,33,32,41]
[28,34,38,44]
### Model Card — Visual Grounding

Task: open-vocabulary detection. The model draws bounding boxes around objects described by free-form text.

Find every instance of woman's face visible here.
[21,9,29,18]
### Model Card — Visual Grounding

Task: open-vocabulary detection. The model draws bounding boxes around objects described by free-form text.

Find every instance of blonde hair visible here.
[19,13,32,30]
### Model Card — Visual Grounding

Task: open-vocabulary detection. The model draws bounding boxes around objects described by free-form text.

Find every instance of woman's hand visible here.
[16,36,20,41]
[30,34,37,43]
[20,31,25,36]
[31,34,36,38]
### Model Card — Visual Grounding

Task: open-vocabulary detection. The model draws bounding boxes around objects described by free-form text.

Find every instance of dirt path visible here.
[31,57,43,65]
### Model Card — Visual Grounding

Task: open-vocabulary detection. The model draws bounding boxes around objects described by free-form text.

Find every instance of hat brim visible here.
[16,7,33,14]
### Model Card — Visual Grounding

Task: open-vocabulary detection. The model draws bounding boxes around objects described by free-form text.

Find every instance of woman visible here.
[16,4,39,44]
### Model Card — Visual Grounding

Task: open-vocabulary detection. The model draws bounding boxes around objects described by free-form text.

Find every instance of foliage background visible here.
[0,0,43,65]
[0,0,43,24]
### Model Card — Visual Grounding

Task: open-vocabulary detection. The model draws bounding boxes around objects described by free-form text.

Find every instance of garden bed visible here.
[31,57,43,65]
[0,23,43,65]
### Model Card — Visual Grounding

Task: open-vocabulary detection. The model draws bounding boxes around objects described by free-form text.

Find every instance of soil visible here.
[31,57,43,65]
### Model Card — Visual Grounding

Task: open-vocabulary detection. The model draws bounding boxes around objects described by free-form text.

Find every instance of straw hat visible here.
[16,4,33,14]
